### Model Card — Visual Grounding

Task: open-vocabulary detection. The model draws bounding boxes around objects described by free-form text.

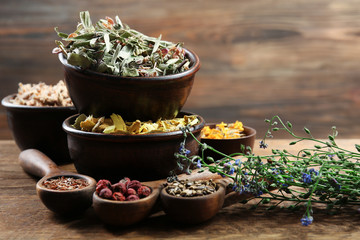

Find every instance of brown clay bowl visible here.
[92,185,159,226]
[62,112,205,181]
[201,125,256,161]
[58,48,200,121]
[2,94,77,164]
[19,149,96,216]
[160,181,226,224]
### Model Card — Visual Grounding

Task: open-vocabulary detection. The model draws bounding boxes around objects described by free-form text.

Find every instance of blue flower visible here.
[302,173,312,184]
[259,140,268,149]
[196,159,202,168]
[179,144,191,156]
[228,167,235,175]
[309,168,319,176]
[217,172,226,177]
[272,168,279,175]
[300,215,313,226]
[235,159,241,166]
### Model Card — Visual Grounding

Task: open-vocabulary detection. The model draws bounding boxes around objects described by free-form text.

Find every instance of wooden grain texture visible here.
[1,0,360,140]
[1,139,360,239]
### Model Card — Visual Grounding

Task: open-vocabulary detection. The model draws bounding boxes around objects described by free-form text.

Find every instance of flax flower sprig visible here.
[175,116,360,226]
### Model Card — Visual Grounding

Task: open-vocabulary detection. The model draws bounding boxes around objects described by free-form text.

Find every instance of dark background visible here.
[1,0,360,139]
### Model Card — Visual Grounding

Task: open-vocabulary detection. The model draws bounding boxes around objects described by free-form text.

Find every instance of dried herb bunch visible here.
[175,116,360,226]
[54,11,189,77]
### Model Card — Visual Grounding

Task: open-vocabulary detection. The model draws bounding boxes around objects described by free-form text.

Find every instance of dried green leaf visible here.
[72,114,87,129]
[80,11,93,32]
[67,53,92,69]
[54,27,68,38]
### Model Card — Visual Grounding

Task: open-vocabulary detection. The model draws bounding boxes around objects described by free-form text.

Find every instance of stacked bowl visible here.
[60,49,202,181]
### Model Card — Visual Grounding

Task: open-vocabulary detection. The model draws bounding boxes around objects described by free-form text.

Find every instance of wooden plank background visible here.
[1,0,360,140]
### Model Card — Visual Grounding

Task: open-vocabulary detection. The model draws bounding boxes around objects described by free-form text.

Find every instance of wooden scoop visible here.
[92,168,250,226]
[19,149,96,216]
[92,168,227,226]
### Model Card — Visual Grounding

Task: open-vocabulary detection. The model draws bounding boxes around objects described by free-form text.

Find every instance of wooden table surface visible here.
[1,139,360,240]
[1,0,360,139]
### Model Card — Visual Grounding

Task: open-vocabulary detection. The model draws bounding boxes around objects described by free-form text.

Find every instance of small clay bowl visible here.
[62,112,205,181]
[160,182,226,224]
[19,149,96,216]
[58,48,200,121]
[2,94,77,164]
[92,186,159,226]
[201,125,256,161]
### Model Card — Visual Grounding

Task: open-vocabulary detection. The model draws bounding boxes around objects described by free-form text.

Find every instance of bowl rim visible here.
[1,94,76,111]
[160,182,224,200]
[36,173,96,193]
[201,124,257,141]
[62,111,205,140]
[92,185,155,204]
[58,48,200,81]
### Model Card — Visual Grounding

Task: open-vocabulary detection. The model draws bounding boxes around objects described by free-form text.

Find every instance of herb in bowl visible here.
[53,11,190,77]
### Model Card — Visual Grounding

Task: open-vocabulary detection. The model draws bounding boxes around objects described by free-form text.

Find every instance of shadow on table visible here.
[48,202,360,238]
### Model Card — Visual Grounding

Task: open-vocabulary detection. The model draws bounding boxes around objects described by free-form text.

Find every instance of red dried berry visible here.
[99,187,113,199]
[138,186,151,198]
[119,177,131,188]
[126,194,140,201]
[128,180,142,190]
[112,182,126,194]
[126,188,137,196]
[112,192,126,201]
[96,179,111,193]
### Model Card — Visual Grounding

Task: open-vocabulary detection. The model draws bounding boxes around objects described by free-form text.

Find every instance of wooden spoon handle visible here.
[19,149,62,178]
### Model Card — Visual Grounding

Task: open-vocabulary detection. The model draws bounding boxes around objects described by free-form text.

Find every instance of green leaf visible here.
[104,33,111,53]
[71,114,87,129]
[289,141,297,145]
[304,127,311,135]
[115,15,123,28]
[287,121,292,128]
[80,11,93,32]
[54,27,68,38]
[355,144,360,152]
[119,45,132,59]
[206,157,215,163]
[166,58,181,65]
[303,150,311,156]
[122,67,139,77]
[111,43,122,65]
[69,33,95,41]
[67,53,92,69]
[96,62,111,73]
[151,34,162,55]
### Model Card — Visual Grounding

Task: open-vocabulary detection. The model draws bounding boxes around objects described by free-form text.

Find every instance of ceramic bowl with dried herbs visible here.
[1,81,76,164]
[62,112,205,181]
[54,11,200,121]
[200,122,256,161]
